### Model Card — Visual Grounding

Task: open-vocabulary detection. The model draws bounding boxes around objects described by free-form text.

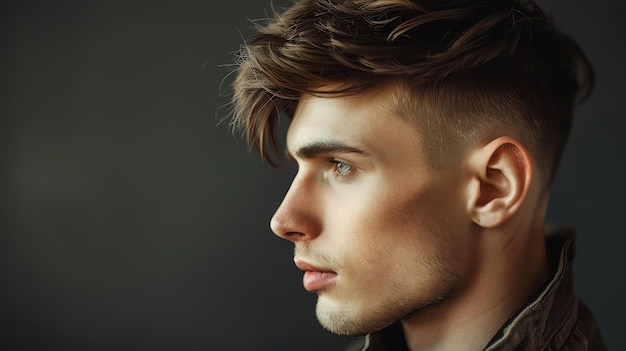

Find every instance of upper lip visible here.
[294,259,335,273]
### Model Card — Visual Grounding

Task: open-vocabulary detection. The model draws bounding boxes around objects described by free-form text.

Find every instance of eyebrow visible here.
[287,139,370,160]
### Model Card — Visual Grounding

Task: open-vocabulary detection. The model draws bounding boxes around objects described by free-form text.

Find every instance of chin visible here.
[315,297,398,336]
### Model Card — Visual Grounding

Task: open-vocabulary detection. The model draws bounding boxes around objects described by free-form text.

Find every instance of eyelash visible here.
[330,159,354,178]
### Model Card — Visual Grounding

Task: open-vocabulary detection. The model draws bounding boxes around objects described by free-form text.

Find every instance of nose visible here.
[270,177,321,242]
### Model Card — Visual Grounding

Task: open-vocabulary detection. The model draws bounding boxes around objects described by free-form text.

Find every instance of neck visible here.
[400,218,548,351]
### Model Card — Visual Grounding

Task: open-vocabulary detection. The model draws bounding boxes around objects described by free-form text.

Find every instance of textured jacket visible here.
[349,229,606,351]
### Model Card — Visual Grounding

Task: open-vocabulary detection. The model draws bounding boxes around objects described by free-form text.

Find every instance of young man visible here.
[228,0,605,350]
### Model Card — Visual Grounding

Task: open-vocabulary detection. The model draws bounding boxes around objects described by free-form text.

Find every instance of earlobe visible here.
[467,137,534,228]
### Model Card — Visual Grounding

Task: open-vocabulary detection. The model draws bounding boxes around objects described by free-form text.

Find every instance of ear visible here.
[466,137,534,228]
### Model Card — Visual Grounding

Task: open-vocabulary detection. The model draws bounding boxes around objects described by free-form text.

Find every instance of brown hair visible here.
[229,0,593,185]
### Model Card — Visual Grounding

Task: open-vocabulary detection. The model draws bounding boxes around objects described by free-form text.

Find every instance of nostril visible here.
[284,231,306,239]
[270,212,314,242]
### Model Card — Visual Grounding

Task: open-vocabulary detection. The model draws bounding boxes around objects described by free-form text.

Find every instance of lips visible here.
[295,259,337,291]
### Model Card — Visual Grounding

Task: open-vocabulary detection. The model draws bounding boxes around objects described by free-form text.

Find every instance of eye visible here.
[334,161,353,177]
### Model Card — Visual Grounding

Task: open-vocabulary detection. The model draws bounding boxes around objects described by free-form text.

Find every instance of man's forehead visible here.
[284,90,425,163]
[286,93,380,149]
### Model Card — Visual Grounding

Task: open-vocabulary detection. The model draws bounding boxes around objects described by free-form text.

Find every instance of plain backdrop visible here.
[1,0,624,350]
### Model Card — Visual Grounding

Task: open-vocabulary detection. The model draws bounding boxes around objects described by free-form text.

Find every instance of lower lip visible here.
[303,271,337,291]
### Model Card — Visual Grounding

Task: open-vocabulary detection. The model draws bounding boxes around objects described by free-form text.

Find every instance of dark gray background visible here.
[1,0,624,350]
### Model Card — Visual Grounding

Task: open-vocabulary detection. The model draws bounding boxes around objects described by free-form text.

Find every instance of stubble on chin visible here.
[316,287,465,338]
[314,293,412,336]
[310,265,464,336]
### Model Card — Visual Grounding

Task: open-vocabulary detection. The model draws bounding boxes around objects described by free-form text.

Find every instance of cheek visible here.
[336,187,439,270]
[354,177,466,269]
[322,170,468,267]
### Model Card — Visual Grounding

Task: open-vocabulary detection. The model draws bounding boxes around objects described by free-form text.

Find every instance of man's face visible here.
[270,89,476,336]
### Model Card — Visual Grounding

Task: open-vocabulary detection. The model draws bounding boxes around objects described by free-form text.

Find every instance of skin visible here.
[270,86,549,350]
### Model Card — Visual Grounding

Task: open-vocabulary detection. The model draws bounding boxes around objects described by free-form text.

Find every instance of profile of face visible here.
[269,88,479,336]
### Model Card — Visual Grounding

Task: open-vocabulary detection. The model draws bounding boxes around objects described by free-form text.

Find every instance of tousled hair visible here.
[229,0,593,185]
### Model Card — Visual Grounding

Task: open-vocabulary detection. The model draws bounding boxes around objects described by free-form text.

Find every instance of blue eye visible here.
[335,161,352,176]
